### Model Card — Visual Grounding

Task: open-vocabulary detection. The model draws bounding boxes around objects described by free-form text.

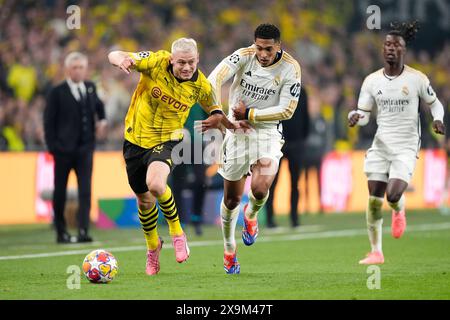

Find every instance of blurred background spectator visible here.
[266,86,310,228]
[171,103,209,235]
[302,88,328,214]
[0,0,448,155]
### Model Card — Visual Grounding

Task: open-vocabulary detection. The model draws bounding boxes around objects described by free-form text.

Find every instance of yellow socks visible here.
[157,186,183,236]
[138,204,159,250]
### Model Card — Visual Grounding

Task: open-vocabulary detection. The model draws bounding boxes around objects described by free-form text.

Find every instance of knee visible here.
[368,196,383,209]
[136,196,155,211]
[386,192,402,204]
[251,189,268,200]
[251,178,271,200]
[224,196,241,210]
[368,196,383,220]
[147,180,166,198]
[251,182,270,200]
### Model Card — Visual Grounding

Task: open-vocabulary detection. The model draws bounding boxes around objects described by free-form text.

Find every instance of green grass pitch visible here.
[0,210,449,300]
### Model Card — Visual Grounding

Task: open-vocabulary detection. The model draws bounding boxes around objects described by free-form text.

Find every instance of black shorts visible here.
[123,139,180,194]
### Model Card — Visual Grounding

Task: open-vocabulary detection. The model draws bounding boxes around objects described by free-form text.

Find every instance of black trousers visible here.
[171,141,207,224]
[266,156,302,226]
[52,150,93,235]
[266,141,304,226]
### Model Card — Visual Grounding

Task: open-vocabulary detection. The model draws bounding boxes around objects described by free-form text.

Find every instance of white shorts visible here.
[218,130,284,181]
[364,148,417,184]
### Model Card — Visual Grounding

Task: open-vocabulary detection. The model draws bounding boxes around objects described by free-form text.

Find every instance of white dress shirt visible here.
[66,78,87,102]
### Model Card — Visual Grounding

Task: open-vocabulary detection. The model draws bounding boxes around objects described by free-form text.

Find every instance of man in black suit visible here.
[266,86,309,228]
[44,52,106,243]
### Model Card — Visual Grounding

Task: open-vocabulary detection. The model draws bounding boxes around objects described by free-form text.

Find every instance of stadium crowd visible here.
[1,0,449,152]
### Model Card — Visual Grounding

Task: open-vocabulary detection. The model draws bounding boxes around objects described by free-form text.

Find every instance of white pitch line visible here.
[262,222,450,242]
[0,222,449,261]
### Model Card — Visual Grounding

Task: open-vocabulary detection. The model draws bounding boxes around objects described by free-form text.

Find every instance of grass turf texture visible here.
[0,210,449,300]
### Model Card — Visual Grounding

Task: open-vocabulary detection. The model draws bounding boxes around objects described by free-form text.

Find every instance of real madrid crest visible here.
[401,86,409,96]
[273,75,280,86]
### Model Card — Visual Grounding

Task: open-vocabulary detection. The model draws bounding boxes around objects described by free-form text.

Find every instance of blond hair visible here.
[171,38,198,54]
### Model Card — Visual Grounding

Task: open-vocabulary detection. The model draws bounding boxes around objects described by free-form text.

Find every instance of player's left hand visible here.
[432,120,445,135]
[232,101,247,120]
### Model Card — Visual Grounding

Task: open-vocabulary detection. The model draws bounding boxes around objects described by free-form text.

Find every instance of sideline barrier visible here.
[0,149,446,225]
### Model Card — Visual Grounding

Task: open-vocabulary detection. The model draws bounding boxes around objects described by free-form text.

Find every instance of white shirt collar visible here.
[66,78,86,101]
[66,78,86,89]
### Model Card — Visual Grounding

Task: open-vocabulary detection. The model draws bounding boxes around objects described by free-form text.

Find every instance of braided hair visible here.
[387,20,420,45]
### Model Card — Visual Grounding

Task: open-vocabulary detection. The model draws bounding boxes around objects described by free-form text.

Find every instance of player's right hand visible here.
[348,110,363,127]
[119,57,135,74]
[232,101,247,120]
[432,120,445,135]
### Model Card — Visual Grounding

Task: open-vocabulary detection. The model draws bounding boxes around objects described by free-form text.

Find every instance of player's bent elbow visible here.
[107,51,115,65]
[281,109,295,121]
[357,116,369,126]
[107,51,114,60]
[107,51,122,66]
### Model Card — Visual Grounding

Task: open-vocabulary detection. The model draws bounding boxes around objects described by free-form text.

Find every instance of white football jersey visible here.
[357,65,438,155]
[208,45,301,131]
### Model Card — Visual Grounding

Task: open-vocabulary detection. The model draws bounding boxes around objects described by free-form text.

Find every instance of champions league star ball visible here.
[82,249,118,283]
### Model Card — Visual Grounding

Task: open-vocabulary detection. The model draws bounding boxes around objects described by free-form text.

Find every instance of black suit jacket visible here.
[44,80,105,154]
[282,85,310,142]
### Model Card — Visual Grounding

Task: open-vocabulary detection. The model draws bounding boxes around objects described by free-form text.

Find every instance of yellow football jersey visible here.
[124,50,221,149]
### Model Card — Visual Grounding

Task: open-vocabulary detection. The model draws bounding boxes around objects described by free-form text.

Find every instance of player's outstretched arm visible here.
[195,112,252,133]
[198,112,224,132]
[218,113,253,132]
[108,51,136,74]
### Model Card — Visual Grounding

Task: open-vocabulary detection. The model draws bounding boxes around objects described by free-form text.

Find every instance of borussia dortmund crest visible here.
[153,145,164,154]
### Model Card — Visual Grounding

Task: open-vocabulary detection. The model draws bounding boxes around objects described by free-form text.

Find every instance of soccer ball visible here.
[82,249,118,283]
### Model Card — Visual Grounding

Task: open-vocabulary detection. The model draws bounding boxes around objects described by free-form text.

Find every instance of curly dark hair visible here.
[388,20,420,45]
[254,23,281,42]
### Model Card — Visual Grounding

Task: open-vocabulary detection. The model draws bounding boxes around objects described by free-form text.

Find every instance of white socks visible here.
[221,190,269,253]
[221,199,240,253]
[245,189,269,220]
[367,196,384,253]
